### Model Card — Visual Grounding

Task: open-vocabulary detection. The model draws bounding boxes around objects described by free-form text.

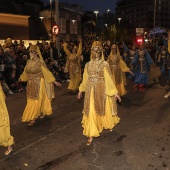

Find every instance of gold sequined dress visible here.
[79,60,120,137]
[63,43,82,91]
[0,84,14,147]
[20,57,55,122]
[107,54,130,96]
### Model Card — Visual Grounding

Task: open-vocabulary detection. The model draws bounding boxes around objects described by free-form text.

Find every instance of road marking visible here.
[0,117,81,162]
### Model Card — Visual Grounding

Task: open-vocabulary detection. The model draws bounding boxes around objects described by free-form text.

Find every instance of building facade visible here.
[0,0,44,40]
[40,3,83,42]
[0,0,83,41]
[115,0,170,32]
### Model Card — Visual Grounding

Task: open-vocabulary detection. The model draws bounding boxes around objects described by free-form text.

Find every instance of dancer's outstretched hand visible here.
[115,94,121,102]
[77,91,82,100]
[54,81,61,87]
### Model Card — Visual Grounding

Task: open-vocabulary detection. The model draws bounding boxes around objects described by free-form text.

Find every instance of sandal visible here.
[4,146,13,156]
[28,120,36,126]
[86,137,93,146]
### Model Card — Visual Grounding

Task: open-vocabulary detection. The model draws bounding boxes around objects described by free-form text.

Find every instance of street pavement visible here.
[0,65,170,170]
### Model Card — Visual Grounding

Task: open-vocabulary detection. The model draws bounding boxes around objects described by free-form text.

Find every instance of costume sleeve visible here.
[145,51,153,64]
[104,63,118,96]
[64,58,69,73]
[79,64,88,92]
[20,61,28,81]
[163,38,168,48]
[123,44,130,52]
[156,44,161,52]
[168,40,170,54]
[77,42,82,56]
[63,43,71,56]
[118,59,131,73]
[41,62,55,83]
[132,53,138,64]
[0,84,5,100]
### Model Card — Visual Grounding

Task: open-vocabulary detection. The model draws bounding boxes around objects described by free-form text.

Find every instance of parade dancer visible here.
[0,83,14,155]
[123,43,137,80]
[132,44,153,88]
[19,45,61,126]
[107,44,133,96]
[77,41,121,145]
[63,40,82,93]
[157,45,169,76]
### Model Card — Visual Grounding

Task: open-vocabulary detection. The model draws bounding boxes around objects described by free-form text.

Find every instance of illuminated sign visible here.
[52,25,59,35]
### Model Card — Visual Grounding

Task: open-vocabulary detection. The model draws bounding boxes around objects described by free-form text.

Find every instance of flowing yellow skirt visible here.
[22,78,52,122]
[116,83,127,96]
[0,92,14,147]
[68,73,81,91]
[81,88,120,137]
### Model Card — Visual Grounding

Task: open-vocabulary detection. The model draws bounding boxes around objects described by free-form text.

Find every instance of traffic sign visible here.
[52,25,59,35]
[136,28,144,36]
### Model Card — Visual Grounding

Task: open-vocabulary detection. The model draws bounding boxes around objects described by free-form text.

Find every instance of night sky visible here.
[42,0,119,14]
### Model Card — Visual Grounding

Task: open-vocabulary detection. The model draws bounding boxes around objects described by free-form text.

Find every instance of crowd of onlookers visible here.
[0,35,170,95]
[0,39,68,94]
[0,39,92,95]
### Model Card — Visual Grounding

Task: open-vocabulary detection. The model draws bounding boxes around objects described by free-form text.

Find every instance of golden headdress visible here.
[109,43,121,56]
[90,41,104,60]
[29,45,44,60]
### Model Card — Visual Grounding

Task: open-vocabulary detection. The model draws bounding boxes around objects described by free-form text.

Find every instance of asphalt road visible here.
[0,66,170,170]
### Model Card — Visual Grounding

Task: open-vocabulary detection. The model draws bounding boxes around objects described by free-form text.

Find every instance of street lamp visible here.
[94,11,99,37]
[72,20,76,24]
[118,17,122,25]
[72,20,76,34]
[153,0,156,39]
[50,0,53,40]
[94,11,99,20]
[55,0,60,58]
[72,20,76,41]
[107,9,110,21]
[39,16,44,23]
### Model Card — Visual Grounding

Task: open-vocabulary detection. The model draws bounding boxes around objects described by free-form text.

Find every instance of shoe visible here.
[28,120,36,126]
[4,146,13,156]
[86,137,93,146]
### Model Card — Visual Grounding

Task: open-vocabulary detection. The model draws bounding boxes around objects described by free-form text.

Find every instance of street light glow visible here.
[118,18,122,22]
[118,17,122,25]
[107,9,110,22]
[39,17,44,19]
[94,10,99,18]
[72,20,76,24]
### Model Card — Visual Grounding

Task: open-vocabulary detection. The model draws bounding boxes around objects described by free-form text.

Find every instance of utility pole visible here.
[153,0,156,29]
[50,0,52,40]
[153,0,156,39]
[55,0,60,58]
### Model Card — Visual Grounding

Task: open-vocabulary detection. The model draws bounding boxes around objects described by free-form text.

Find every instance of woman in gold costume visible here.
[19,45,61,126]
[63,41,82,93]
[77,41,121,145]
[107,44,133,96]
[0,84,14,155]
